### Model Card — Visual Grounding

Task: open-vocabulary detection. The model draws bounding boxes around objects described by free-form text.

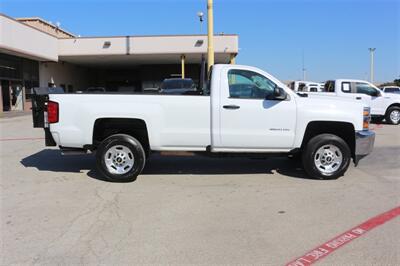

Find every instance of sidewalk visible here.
[0,111,31,119]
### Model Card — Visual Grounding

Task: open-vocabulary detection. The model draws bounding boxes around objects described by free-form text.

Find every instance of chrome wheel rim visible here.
[104,145,134,175]
[314,144,343,175]
[390,110,400,123]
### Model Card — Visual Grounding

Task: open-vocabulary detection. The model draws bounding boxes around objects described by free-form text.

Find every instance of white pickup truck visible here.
[321,80,400,125]
[31,64,375,182]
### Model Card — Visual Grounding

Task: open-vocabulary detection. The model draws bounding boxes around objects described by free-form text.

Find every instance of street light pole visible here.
[197,11,204,34]
[368,48,376,84]
[207,0,214,73]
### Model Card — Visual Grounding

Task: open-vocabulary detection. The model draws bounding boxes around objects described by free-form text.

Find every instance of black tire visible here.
[96,134,146,182]
[385,107,400,125]
[302,134,351,180]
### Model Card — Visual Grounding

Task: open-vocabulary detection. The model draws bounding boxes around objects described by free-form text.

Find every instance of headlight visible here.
[363,107,371,130]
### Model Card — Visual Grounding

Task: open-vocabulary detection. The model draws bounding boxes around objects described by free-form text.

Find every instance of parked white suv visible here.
[31,65,375,182]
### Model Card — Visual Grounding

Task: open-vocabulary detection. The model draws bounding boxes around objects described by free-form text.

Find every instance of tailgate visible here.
[31,87,64,128]
[31,87,64,146]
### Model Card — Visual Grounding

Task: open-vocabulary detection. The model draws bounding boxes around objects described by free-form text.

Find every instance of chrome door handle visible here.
[223,105,240,110]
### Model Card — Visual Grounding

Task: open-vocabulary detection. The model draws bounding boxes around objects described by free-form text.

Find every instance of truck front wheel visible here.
[385,107,400,125]
[96,134,146,182]
[302,134,351,180]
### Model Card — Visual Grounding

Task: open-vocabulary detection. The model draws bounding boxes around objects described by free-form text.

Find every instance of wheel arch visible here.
[386,103,400,113]
[93,118,150,154]
[301,121,356,158]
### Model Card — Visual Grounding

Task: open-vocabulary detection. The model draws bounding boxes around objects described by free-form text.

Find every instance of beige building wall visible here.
[1,13,238,64]
[132,35,238,55]
[1,13,239,113]
[39,62,90,91]
[0,14,58,61]
[58,35,239,57]
[59,37,128,56]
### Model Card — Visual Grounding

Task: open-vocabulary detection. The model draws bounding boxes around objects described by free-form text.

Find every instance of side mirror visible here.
[266,87,287,101]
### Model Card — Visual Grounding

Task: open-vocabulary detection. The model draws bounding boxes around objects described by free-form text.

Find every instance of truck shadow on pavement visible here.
[21,149,314,182]
[21,149,95,173]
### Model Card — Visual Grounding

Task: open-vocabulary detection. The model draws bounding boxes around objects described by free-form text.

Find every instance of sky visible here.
[1,0,399,82]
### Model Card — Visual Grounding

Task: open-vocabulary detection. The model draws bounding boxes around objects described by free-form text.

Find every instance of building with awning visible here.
[0,13,239,112]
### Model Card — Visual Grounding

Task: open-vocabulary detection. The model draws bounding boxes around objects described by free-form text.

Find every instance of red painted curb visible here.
[286,206,400,266]
[370,124,383,131]
[0,137,45,141]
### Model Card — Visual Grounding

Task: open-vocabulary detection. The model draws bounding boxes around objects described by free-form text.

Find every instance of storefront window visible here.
[0,53,39,101]
[0,54,21,79]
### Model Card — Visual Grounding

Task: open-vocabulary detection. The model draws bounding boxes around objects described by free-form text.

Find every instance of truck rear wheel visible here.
[385,107,400,125]
[302,134,351,180]
[96,134,146,182]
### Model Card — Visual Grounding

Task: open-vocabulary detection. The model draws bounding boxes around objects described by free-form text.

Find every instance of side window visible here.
[298,83,306,92]
[227,69,276,99]
[356,83,379,97]
[341,82,351,93]
[325,81,335,92]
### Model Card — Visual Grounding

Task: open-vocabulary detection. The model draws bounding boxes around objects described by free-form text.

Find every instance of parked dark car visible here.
[160,78,201,95]
[86,87,106,92]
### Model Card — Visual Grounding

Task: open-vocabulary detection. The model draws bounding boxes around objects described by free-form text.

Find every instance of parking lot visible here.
[1,114,399,265]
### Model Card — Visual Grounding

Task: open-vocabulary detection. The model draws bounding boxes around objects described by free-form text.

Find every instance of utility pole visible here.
[302,50,306,80]
[368,48,376,84]
[207,0,214,73]
[181,55,185,79]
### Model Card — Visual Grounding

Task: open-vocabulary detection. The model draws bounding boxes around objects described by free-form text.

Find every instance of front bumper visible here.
[354,130,375,166]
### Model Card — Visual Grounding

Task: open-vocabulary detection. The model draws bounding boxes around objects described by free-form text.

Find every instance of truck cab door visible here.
[338,81,370,104]
[211,67,296,151]
[354,82,385,115]
[338,81,375,110]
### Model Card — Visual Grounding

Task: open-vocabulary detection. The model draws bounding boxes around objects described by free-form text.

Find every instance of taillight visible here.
[47,101,59,123]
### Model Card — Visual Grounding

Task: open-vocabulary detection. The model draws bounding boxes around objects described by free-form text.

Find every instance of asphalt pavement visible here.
[1,114,399,265]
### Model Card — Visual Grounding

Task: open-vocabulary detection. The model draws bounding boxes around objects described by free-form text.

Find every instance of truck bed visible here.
[47,93,211,150]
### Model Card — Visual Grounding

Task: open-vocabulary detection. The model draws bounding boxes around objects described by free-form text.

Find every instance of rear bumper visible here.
[354,130,375,166]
